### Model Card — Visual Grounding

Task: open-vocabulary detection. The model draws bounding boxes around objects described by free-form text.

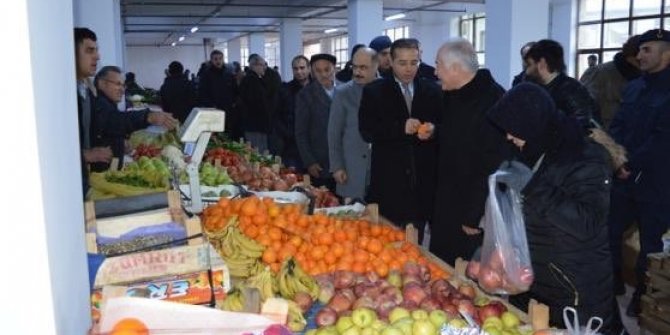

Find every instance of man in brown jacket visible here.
[580,35,641,129]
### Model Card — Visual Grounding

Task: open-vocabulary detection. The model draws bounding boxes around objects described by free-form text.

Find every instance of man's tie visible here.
[402,83,412,115]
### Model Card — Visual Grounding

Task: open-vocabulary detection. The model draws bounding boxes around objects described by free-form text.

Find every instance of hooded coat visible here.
[487,83,623,334]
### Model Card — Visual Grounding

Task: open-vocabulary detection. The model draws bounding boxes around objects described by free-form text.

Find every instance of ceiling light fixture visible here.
[178,35,185,42]
[384,13,406,21]
[190,26,199,33]
[324,28,338,34]
[171,42,177,46]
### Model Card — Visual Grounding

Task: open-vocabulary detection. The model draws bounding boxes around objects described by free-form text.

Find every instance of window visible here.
[330,35,349,69]
[576,0,669,78]
[264,38,280,68]
[241,37,249,66]
[459,13,486,66]
[303,43,321,60]
[383,26,409,41]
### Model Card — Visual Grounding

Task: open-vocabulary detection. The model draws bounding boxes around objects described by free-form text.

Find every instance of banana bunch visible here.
[220,287,244,312]
[286,300,307,332]
[245,266,278,301]
[277,258,320,300]
[208,219,266,277]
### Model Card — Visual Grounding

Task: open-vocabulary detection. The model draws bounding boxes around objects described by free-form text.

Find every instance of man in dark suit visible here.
[295,54,337,191]
[359,39,442,239]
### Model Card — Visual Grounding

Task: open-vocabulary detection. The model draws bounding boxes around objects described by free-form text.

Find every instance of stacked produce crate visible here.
[640,252,670,335]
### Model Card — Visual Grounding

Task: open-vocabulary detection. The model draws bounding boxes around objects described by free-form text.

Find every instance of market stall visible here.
[85,113,554,335]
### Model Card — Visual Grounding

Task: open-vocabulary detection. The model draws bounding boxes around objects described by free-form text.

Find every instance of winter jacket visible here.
[160,75,196,123]
[430,69,507,264]
[580,52,640,129]
[521,140,622,334]
[609,66,670,204]
[294,80,333,178]
[544,73,601,129]
[237,70,281,133]
[90,93,149,171]
[359,76,441,224]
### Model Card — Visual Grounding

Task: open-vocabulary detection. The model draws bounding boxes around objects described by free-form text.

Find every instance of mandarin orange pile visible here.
[202,196,449,279]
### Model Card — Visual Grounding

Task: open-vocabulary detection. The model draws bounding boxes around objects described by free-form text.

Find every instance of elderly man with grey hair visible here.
[428,38,509,264]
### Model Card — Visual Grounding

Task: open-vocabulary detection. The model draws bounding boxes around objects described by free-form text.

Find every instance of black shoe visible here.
[626,297,641,317]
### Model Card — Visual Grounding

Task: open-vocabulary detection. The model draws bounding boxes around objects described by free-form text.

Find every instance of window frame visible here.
[459,12,486,66]
[575,0,669,78]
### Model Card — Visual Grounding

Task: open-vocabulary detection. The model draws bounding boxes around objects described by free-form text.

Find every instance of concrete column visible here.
[486,0,550,88]
[227,38,242,65]
[248,33,265,58]
[280,18,303,80]
[348,0,383,51]
[74,0,125,68]
[410,3,486,65]
[550,0,578,76]
[2,0,90,334]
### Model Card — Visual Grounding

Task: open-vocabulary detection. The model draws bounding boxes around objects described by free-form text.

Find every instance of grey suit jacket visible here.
[328,81,371,199]
[295,80,333,178]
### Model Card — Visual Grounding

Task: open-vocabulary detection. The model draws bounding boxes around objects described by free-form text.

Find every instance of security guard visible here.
[608,28,670,316]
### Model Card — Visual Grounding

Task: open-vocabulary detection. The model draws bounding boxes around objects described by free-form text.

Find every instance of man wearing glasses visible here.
[359,38,441,242]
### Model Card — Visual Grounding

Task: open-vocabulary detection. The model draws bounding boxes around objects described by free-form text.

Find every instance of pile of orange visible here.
[202,196,449,279]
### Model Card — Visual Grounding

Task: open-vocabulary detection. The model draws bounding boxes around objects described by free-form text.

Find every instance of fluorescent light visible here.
[324,28,338,34]
[171,42,177,46]
[178,35,185,42]
[385,13,406,21]
[190,26,199,33]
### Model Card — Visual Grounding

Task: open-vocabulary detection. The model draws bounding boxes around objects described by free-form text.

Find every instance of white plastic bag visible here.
[475,162,534,295]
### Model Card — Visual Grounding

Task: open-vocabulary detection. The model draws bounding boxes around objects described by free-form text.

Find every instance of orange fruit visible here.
[354,250,369,263]
[217,197,230,208]
[366,239,383,254]
[111,318,149,335]
[262,249,277,263]
[245,225,259,238]
[310,246,325,260]
[370,225,382,237]
[319,233,334,246]
[240,198,258,216]
[374,262,389,277]
[352,262,366,273]
[268,227,282,241]
[324,252,338,265]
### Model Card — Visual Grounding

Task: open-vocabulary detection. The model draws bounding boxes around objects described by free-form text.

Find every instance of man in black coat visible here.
[198,50,238,138]
[608,29,670,316]
[237,54,281,153]
[524,39,600,129]
[160,61,196,123]
[273,55,310,170]
[93,66,177,171]
[359,38,441,237]
[429,39,507,265]
[75,27,106,196]
[511,42,535,87]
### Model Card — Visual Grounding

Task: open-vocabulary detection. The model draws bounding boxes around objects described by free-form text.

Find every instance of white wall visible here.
[550,0,578,76]
[1,0,90,334]
[126,45,209,89]
[74,0,125,68]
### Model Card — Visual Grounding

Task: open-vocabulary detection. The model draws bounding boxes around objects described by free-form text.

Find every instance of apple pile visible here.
[465,249,533,295]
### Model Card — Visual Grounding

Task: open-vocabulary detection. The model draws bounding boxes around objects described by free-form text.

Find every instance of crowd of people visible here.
[74,24,670,334]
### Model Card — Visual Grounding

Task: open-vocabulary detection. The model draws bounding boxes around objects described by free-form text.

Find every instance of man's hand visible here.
[333,169,348,184]
[83,147,113,163]
[462,225,482,236]
[405,118,421,135]
[148,111,178,130]
[616,165,631,180]
[417,122,434,140]
[307,163,323,178]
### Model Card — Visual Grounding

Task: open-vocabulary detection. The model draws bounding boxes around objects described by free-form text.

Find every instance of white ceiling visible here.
[122,0,484,46]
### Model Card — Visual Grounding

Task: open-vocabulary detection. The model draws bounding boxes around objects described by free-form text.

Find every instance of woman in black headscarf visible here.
[487,83,624,334]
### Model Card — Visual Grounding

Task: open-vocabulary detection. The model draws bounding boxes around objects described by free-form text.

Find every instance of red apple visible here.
[315,307,338,327]
[353,296,377,310]
[402,282,428,306]
[293,291,313,313]
[365,271,380,284]
[478,266,502,292]
[457,300,476,317]
[375,295,398,320]
[519,266,534,287]
[442,303,458,316]
[402,274,422,287]
[487,249,505,272]
[419,297,441,312]
[399,299,418,311]
[419,264,431,283]
[382,286,403,305]
[340,288,356,302]
[430,279,450,295]
[334,271,357,289]
[402,262,421,278]
[329,292,353,314]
